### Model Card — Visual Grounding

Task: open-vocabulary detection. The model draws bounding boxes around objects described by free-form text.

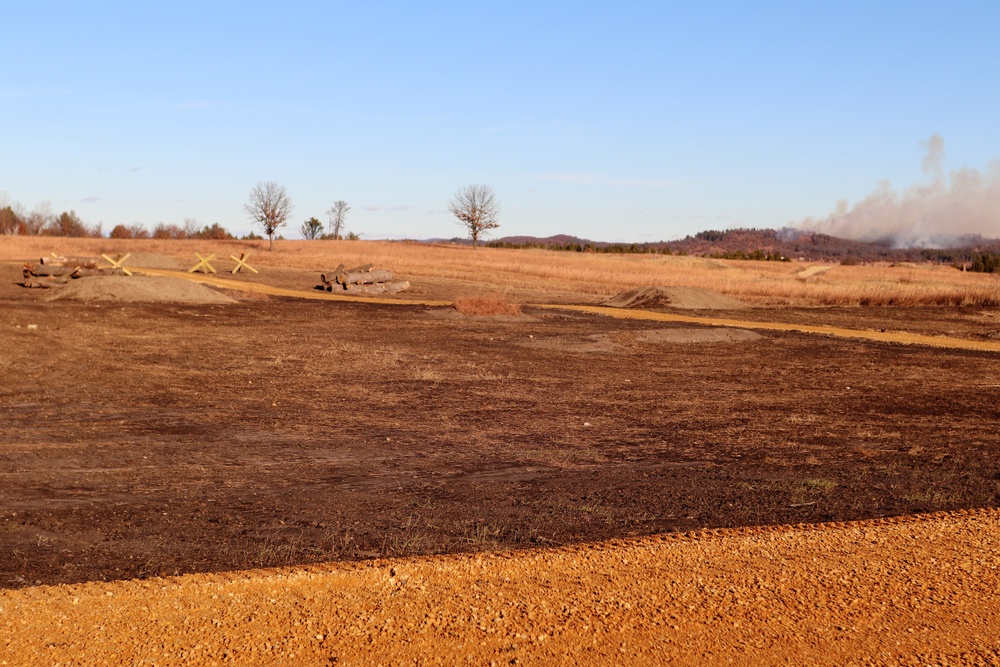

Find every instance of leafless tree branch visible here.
[325,200,350,240]
[449,184,500,249]
[245,181,294,250]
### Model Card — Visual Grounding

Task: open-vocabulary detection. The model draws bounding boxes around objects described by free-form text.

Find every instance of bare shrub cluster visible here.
[454,293,522,316]
[0,199,101,238]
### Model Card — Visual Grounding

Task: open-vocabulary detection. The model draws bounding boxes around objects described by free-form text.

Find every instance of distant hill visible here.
[484,228,1000,264]
[493,233,593,247]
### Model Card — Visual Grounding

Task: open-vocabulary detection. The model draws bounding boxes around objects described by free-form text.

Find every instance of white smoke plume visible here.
[796,135,1000,248]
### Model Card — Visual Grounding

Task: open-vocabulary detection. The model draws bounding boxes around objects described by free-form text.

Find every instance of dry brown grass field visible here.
[2,236,1000,663]
[3,235,999,306]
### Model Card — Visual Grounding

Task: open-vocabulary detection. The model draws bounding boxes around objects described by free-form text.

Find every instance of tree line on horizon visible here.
[0,181,497,250]
[487,228,1000,272]
[0,196,249,241]
[5,191,999,273]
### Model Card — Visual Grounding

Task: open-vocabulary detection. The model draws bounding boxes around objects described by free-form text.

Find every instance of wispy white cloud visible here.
[80,196,100,203]
[538,173,682,189]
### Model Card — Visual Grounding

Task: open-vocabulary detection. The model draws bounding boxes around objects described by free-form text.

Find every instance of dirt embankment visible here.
[2,509,998,665]
[602,285,752,310]
[46,275,237,304]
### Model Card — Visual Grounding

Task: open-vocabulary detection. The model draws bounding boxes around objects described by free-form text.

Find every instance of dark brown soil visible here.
[2,264,1000,589]
[602,285,751,309]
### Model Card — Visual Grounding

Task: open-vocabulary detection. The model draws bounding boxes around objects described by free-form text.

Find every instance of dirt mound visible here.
[602,286,749,310]
[632,327,761,344]
[46,275,236,304]
[122,252,185,270]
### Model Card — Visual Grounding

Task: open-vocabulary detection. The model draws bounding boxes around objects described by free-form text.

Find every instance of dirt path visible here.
[543,304,1000,353]
[137,268,453,306]
[2,509,997,665]
[144,268,1000,353]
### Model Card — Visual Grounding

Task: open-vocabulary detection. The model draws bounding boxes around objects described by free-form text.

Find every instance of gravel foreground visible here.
[2,510,998,666]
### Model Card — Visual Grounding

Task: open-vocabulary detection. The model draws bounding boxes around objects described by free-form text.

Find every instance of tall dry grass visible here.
[453,293,523,317]
[2,236,998,307]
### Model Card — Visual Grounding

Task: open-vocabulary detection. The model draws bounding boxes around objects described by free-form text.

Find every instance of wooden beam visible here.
[188,253,217,274]
[101,253,132,276]
[230,252,258,274]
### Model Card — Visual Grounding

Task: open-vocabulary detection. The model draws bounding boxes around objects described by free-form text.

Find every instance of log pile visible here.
[21,256,124,288]
[319,263,410,295]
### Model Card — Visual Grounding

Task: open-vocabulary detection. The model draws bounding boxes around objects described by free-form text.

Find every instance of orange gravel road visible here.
[2,510,998,666]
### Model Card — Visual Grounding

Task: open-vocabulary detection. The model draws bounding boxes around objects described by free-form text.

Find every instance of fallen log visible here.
[24,264,123,278]
[336,269,393,285]
[21,276,51,289]
[342,281,410,295]
[345,263,373,273]
[319,265,346,291]
[22,273,71,287]
[27,264,80,277]
[39,256,100,269]
[74,267,124,278]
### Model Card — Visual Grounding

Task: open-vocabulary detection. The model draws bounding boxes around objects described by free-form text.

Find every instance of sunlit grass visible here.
[3,236,998,307]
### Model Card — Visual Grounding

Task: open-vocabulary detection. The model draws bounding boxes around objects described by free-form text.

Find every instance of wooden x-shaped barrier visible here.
[230,252,258,274]
[101,253,132,276]
[188,253,217,274]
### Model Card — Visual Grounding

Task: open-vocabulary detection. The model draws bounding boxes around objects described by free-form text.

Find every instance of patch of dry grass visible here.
[3,236,998,307]
[453,293,522,316]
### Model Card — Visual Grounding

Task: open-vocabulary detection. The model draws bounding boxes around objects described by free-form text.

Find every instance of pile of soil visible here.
[602,286,750,310]
[120,252,185,271]
[45,275,236,304]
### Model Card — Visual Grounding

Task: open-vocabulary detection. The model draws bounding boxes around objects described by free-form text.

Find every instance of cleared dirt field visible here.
[2,240,1000,663]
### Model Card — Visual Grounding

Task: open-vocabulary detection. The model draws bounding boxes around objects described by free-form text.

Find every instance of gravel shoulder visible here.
[2,509,998,666]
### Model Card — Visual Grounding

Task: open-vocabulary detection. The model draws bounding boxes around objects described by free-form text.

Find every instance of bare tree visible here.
[245,181,294,250]
[325,200,350,240]
[183,217,200,239]
[0,192,24,236]
[26,200,54,236]
[449,184,500,249]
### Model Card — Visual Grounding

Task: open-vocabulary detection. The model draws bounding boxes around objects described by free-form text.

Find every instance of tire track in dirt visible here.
[142,268,1000,354]
[2,509,998,665]
[537,304,1000,353]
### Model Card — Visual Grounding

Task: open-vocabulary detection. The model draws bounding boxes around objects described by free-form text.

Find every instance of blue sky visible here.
[3,2,999,241]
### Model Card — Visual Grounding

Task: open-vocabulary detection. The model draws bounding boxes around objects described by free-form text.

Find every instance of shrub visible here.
[453,294,522,316]
[970,252,1000,273]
